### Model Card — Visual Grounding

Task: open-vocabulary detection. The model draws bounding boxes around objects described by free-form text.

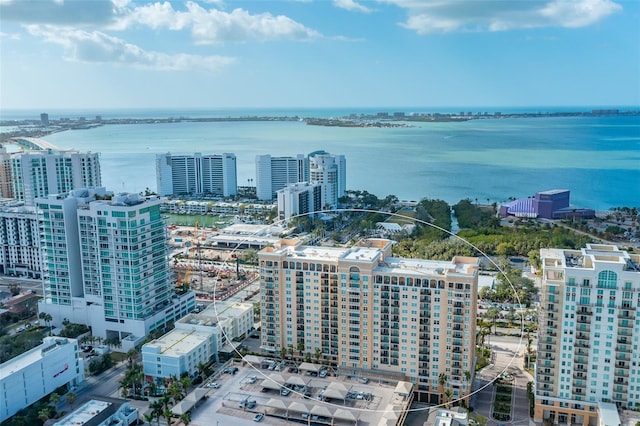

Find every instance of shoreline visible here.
[1,108,639,143]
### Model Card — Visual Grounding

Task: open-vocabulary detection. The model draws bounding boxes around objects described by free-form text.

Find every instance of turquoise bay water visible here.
[40,114,640,211]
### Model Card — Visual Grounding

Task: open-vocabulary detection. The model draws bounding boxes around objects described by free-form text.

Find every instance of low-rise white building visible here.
[142,302,253,379]
[0,337,85,422]
[53,397,138,426]
[142,328,214,379]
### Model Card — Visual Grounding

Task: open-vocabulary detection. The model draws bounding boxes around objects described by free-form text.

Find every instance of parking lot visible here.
[190,361,412,426]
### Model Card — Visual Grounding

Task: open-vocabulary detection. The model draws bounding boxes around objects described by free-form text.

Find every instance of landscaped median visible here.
[492,381,512,421]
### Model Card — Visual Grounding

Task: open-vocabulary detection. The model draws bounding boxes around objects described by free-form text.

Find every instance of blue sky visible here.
[1,0,639,109]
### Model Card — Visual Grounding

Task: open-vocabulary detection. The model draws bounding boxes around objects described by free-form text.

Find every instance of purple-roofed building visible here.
[499,189,595,219]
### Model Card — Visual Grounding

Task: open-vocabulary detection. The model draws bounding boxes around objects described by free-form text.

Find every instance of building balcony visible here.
[616,345,632,354]
[574,348,589,356]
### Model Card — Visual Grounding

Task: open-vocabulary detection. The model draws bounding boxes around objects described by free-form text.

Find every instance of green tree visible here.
[38,407,51,423]
[38,312,53,335]
[443,388,453,409]
[163,409,174,425]
[8,283,21,296]
[49,392,60,408]
[179,412,192,425]
[150,401,164,425]
[485,307,502,335]
[126,348,139,367]
[65,391,77,407]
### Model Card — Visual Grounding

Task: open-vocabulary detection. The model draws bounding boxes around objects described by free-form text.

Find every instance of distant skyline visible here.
[1,0,639,110]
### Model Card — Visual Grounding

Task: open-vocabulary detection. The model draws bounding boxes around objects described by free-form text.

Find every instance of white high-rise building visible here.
[307,150,346,209]
[11,150,101,205]
[156,152,237,197]
[0,337,84,422]
[255,154,307,201]
[37,189,195,344]
[276,182,322,222]
[0,201,41,278]
[535,244,640,425]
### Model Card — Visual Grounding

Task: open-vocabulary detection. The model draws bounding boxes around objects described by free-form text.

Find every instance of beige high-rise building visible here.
[259,238,478,404]
[0,147,13,199]
[535,244,640,425]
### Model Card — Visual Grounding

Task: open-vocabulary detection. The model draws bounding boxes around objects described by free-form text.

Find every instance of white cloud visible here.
[0,0,119,26]
[333,0,372,13]
[384,0,622,34]
[539,0,622,28]
[26,25,235,71]
[0,31,21,40]
[111,1,322,43]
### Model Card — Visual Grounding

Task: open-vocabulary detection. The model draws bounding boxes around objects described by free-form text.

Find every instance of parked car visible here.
[319,370,328,378]
[224,366,239,374]
[281,388,291,396]
[240,400,256,409]
[253,413,264,422]
[207,382,220,389]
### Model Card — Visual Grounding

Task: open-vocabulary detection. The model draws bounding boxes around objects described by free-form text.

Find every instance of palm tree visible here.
[49,391,60,408]
[38,407,51,423]
[196,362,208,382]
[443,388,453,408]
[170,384,183,405]
[314,348,322,364]
[485,307,502,335]
[126,348,139,367]
[66,391,77,408]
[39,312,53,335]
[163,408,174,425]
[287,344,294,359]
[438,373,447,403]
[179,412,191,425]
[150,401,164,426]
[143,412,155,425]
[161,394,172,410]
[280,346,287,360]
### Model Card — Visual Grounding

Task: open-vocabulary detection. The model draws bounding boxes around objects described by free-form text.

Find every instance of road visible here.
[471,334,534,426]
[0,276,43,296]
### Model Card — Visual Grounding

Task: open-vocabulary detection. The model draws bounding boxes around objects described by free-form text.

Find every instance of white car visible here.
[208,382,220,389]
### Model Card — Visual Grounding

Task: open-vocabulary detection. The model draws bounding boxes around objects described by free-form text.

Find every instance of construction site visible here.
[168,223,261,302]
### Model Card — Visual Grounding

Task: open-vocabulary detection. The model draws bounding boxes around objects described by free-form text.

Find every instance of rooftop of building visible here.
[597,402,620,426]
[424,406,468,426]
[219,223,286,236]
[143,328,213,357]
[542,244,640,272]
[379,256,478,277]
[0,337,75,381]
[537,189,569,196]
[178,301,252,327]
[264,239,478,277]
[53,399,114,426]
[52,396,136,426]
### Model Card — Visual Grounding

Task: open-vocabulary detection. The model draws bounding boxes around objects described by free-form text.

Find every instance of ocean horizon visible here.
[2,107,639,212]
[2,105,639,121]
